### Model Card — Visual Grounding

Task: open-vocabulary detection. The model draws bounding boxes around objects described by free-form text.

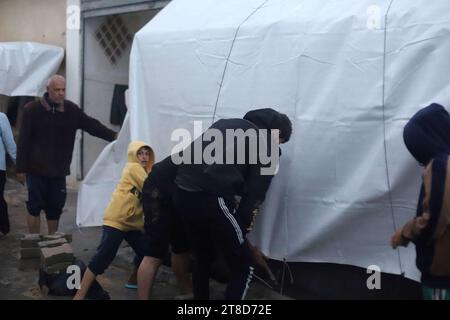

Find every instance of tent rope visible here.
[253,274,274,290]
[279,258,294,295]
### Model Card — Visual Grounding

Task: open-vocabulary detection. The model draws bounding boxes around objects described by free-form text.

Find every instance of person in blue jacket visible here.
[0,112,17,235]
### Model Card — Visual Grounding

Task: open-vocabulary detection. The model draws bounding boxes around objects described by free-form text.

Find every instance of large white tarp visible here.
[77,0,450,281]
[0,42,64,96]
[76,113,131,227]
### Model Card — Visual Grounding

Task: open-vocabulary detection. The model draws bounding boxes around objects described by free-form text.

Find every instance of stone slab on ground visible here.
[20,248,41,260]
[38,238,68,249]
[43,232,72,243]
[40,244,74,267]
[20,234,43,248]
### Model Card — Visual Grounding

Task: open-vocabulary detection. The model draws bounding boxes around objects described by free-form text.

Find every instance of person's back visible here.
[175,109,290,230]
[172,108,292,300]
[175,117,263,197]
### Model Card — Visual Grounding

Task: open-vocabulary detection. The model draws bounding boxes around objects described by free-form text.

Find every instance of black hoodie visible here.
[402,103,450,288]
[175,109,282,232]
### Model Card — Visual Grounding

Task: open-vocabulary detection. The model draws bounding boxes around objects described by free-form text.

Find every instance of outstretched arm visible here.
[79,110,117,142]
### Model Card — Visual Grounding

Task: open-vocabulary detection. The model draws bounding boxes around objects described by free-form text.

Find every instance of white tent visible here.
[0,42,64,96]
[77,0,450,282]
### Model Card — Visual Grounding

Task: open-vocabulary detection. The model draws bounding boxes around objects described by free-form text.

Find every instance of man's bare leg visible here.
[137,256,162,300]
[47,219,59,235]
[73,267,96,300]
[172,252,192,295]
[27,214,40,234]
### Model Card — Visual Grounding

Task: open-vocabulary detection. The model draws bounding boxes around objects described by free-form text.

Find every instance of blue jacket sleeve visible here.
[0,113,17,163]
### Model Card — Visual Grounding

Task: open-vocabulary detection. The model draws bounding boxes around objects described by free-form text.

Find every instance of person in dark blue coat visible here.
[391,103,450,300]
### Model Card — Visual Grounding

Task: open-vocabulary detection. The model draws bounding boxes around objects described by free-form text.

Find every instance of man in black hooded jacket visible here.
[391,103,450,300]
[173,108,292,300]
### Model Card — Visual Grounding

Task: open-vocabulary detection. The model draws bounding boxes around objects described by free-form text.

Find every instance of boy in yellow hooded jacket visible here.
[74,141,154,300]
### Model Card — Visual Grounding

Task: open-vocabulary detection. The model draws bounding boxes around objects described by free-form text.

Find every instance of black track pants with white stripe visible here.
[173,187,254,300]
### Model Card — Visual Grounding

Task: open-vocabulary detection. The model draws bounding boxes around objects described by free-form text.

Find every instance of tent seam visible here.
[382,0,404,276]
[211,0,270,124]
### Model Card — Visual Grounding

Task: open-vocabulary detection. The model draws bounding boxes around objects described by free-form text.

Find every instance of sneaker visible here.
[125,267,138,289]
[125,283,138,289]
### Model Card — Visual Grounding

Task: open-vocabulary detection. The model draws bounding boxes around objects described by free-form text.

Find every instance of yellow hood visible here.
[127,140,155,172]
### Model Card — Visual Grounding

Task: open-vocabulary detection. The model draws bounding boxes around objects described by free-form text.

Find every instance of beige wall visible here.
[0,0,66,48]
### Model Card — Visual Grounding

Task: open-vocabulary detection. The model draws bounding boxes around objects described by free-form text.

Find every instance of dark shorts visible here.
[142,184,189,260]
[172,187,254,300]
[26,173,66,220]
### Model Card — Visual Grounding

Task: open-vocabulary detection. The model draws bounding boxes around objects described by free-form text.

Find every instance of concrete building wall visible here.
[82,9,158,176]
[0,0,66,48]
